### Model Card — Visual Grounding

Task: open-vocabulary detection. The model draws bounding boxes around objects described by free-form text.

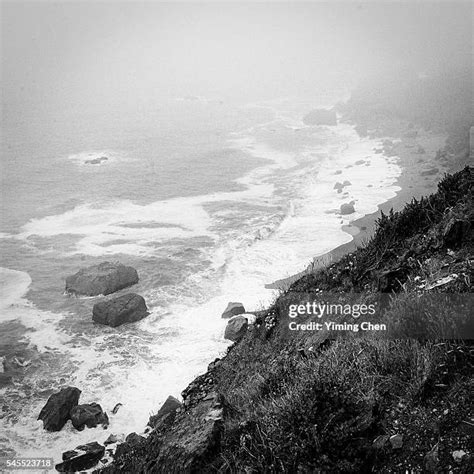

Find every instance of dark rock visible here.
[443,218,471,248]
[148,395,181,429]
[355,159,366,165]
[111,402,122,414]
[85,156,108,165]
[125,432,146,444]
[38,387,81,431]
[221,302,245,319]
[207,358,221,371]
[104,434,118,445]
[65,261,138,296]
[153,394,225,472]
[92,293,149,328]
[303,108,337,126]
[340,203,355,215]
[70,403,109,431]
[55,442,104,472]
[224,315,248,342]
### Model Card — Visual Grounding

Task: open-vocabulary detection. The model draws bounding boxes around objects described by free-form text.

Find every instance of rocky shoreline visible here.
[29,71,473,472]
[93,167,472,474]
[86,73,472,473]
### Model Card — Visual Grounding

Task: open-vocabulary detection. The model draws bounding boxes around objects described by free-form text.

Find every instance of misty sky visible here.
[1,1,472,111]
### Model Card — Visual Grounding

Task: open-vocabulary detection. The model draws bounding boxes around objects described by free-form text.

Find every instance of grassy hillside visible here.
[100,70,473,473]
[102,164,473,473]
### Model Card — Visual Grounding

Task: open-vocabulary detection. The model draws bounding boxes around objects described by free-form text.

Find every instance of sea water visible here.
[0,93,401,460]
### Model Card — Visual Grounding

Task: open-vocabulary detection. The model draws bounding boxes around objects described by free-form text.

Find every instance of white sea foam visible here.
[0,267,70,351]
[16,159,279,257]
[2,96,404,464]
[0,267,32,311]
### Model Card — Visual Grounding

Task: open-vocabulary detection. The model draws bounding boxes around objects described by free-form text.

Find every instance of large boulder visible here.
[65,262,138,296]
[38,387,81,431]
[148,395,182,429]
[85,156,108,165]
[340,202,355,215]
[221,302,245,319]
[70,403,109,431]
[303,109,337,126]
[92,293,149,327]
[55,442,105,472]
[224,315,248,342]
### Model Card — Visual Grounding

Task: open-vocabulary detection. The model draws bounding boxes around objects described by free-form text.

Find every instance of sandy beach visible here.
[267,118,449,290]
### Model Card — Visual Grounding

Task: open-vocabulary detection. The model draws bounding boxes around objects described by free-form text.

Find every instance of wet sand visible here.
[266,121,448,290]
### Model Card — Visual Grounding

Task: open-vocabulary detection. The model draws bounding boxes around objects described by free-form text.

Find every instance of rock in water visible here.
[85,156,108,165]
[38,387,81,431]
[92,293,149,327]
[224,315,248,341]
[70,403,109,430]
[340,203,356,215]
[65,261,139,296]
[221,302,245,319]
[302,108,337,126]
[55,442,105,472]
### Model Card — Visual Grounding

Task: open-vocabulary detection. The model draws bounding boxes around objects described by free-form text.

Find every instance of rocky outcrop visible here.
[65,262,138,296]
[85,156,108,165]
[55,442,105,472]
[38,387,81,431]
[221,302,245,319]
[125,433,146,444]
[92,293,149,328]
[224,315,248,341]
[442,218,472,248]
[70,403,109,431]
[153,393,225,472]
[149,396,182,429]
[303,109,337,126]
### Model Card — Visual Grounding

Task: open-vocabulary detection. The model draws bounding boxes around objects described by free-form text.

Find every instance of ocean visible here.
[0,92,402,460]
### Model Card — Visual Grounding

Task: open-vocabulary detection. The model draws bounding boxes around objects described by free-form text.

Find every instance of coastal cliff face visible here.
[97,74,473,473]
[100,167,473,472]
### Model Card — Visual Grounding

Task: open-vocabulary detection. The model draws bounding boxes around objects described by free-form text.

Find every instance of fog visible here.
[1,1,472,111]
